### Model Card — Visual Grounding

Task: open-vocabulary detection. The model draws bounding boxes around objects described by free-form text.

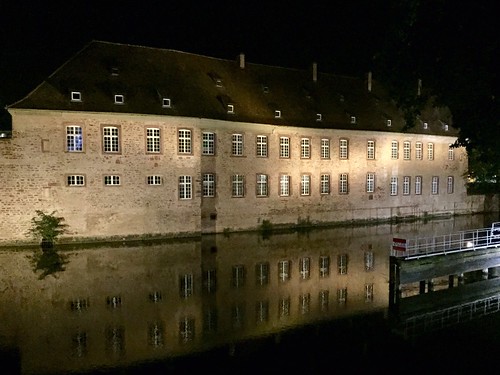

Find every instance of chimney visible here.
[239,53,245,69]
[367,71,372,92]
[417,78,422,96]
[312,62,317,82]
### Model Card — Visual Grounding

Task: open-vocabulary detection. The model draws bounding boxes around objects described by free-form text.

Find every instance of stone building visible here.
[0,41,484,245]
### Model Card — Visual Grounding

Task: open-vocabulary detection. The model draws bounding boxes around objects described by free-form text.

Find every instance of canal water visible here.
[1,214,500,374]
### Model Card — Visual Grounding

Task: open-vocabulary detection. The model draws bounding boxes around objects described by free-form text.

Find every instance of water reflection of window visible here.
[299,257,310,280]
[203,269,217,294]
[72,331,87,357]
[203,307,218,335]
[106,295,122,309]
[365,284,374,303]
[364,251,374,271]
[148,321,164,348]
[337,288,347,304]
[299,293,310,314]
[319,256,330,277]
[70,298,89,312]
[180,274,193,298]
[179,317,195,343]
[255,262,270,286]
[149,291,162,303]
[232,304,246,329]
[256,300,269,323]
[337,254,348,275]
[232,265,246,288]
[278,260,291,282]
[279,297,291,319]
[319,290,329,312]
[105,325,125,356]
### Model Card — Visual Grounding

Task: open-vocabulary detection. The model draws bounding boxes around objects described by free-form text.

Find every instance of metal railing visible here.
[391,226,500,259]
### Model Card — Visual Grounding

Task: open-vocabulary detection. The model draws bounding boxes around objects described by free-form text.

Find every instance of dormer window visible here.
[350,116,357,124]
[444,124,449,131]
[423,122,428,129]
[71,91,82,102]
[227,104,235,114]
[162,98,171,108]
[114,94,124,104]
[316,113,322,122]
[387,119,392,127]
[274,110,281,118]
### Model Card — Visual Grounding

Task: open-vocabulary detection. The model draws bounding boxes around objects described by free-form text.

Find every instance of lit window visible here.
[147,175,162,185]
[279,175,290,196]
[146,128,161,153]
[447,176,454,194]
[114,94,124,104]
[367,140,375,159]
[67,175,85,186]
[279,137,290,158]
[300,175,310,196]
[403,176,411,195]
[415,176,422,195]
[432,176,439,195]
[66,125,83,152]
[320,174,330,194]
[278,260,290,282]
[256,174,268,197]
[428,143,434,160]
[179,176,192,199]
[299,257,310,280]
[391,141,398,159]
[415,142,423,160]
[256,135,268,157]
[202,132,215,155]
[366,173,375,193]
[319,256,330,277]
[232,174,244,197]
[232,134,243,156]
[403,141,411,160]
[339,139,348,159]
[339,173,348,194]
[71,91,82,102]
[178,129,192,154]
[301,138,311,158]
[103,126,120,153]
[390,176,398,195]
[203,173,215,197]
[162,98,171,108]
[338,254,348,275]
[321,138,330,159]
[104,175,120,186]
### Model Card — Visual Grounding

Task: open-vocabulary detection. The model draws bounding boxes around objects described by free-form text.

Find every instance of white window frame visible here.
[321,138,330,159]
[391,141,398,159]
[66,125,83,152]
[146,128,161,153]
[403,176,411,195]
[203,173,215,197]
[179,175,192,199]
[447,176,454,194]
[320,174,330,194]
[300,174,311,196]
[338,254,348,275]
[232,174,244,197]
[366,173,375,193]
[147,175,162,185]
[279,174,290,197]
[415,142,423,160]
[390,176,398,196]
[319,256,330,277]
[202,132,215,155]
[256,174,268,197]
[162,98,171,108]
[67,175,85,186]
[103,126,120,153]
[415,176,422,195]
[428,143,434,160]
[280,137,290,158]
[448,148,454,161]
[71,91,82,102]
[299,257,311,280]
[178,129,192,154]
[431,176,439,195]
[301,138,311,159]
[278,260,290,282]
[339,173,348,194]
[232,134,243,156]
[256,135,268,157]
[403,141,411,160]
[339,139,348,159]
[104,175,120,186]
[114,94,124,104]
[367,140,375,160]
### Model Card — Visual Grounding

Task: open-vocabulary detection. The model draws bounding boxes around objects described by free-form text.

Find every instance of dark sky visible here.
[1,1,497,119]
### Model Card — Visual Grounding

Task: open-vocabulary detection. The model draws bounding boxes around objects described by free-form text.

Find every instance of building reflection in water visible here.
[0,216,487,374]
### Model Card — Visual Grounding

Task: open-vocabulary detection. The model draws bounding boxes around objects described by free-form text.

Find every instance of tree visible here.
[27,210,69,248]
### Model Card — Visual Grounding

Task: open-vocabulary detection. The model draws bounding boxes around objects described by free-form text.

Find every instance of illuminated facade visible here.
[0,41,485,245]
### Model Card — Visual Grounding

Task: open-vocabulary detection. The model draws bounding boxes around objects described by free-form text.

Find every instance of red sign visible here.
[392,238,407,251]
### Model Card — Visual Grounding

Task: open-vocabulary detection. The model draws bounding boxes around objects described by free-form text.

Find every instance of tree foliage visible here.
[27,210,69,243]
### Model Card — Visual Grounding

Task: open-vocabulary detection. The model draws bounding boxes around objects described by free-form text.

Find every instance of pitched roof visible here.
[9,40,455,135]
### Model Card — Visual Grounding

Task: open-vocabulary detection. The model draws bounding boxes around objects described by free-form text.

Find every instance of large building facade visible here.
[0,41,485,245]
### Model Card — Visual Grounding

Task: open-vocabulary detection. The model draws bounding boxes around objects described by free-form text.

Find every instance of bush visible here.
[27,210,68,245]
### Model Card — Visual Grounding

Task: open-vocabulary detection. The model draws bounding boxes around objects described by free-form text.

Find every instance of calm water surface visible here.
[1,214,500,374]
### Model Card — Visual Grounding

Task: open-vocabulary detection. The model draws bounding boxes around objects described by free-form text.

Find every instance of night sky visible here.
[1,1,498,130]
